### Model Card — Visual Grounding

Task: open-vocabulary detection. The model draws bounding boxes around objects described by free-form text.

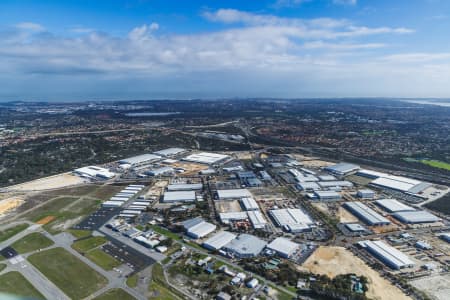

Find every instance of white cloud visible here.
[333,0,357,5]
[15,22,45,32]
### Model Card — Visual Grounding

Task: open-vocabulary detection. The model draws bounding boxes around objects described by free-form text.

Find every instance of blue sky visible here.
[1,0,450,101]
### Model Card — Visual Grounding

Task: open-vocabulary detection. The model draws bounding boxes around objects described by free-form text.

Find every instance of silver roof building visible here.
[223,234,267,258]
[374,199,415,213]
[163,191,196,203]
[119,154,161,166]
[393,210,441,224]
[153,148,186,157]
[344,202,390,226]
[325,163,360,175]
[202,231,237,250]
[359,240,415,270]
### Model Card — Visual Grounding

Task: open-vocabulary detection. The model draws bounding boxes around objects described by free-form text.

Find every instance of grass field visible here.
[149,225,182,241]
[150,263,183,300]
[0,271,45,299]
[86,248,121,270]
[0,223,29,242]
[67,229,92,239]
[93,288,136,300]
[0,263,6,272]
[28,247,107,299]
[421,160,450,171]
[126,273,139,288]
[11,232,54,254]
[72,236,108,253]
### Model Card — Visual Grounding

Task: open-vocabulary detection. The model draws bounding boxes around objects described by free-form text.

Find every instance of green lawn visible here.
[0,263,6,272]
[28,247,107,299]
[0,271,45,299]
[150,263,183,300]
[67,229,92,239]
[0,223,29,242]
[126,273,139,288]
[11,232,54,254]
[421,160,450,171]
[149,225,182,241]
[92,288,135,300]
[72,236,108,253]
[86,248,121,271]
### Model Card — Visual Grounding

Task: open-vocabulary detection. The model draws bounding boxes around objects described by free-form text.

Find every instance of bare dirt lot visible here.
[0,195,25,216]
[300,246,411,300]
[5,173,86,192]
[215,200,242,213]
[338,206,359,223]
[410,274,450,300]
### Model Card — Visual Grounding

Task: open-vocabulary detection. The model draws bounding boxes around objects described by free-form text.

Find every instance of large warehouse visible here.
[167,183,203,191]
[343,202,390,226]
[241,197,259,211]
[314,191,342,201]
[269,208,313,232]
[74,166,115,179]
[223,234,267,258]
[182,217,216,239]
[219,212,248,224]
[183,152,229,164]
[359,240,415,270]
[153,148,186,157]
[247,210,268,229]
[325,163,360,176]
[163,191,196,203]
[393,210,441,224]
[374,199,415,213]
[217,189,252,200]
[202,231,237,251]
[119,154,161,167]
[265,237,299,258]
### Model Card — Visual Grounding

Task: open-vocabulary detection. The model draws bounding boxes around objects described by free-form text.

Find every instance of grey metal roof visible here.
[344,202,390,226]
[393,210,441,224]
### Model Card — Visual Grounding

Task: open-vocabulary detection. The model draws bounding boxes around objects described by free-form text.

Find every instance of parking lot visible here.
[102,240,155,272]
[73,207,121,230]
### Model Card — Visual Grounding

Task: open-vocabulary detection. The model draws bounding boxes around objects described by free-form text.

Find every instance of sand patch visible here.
[339,206,359,223]
[0,196,24,215]
[36,216,56,225]
[300,246,411,300]
[5,173,86,192]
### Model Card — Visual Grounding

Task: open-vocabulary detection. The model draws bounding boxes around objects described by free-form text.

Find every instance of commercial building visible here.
[393,210,441,224]
[247,210,268,229]
[186,222,216,239]
[318,181,353,189]
[374,199,415,213]
[153,148,186,157]
[359,240,415,270]
[202,231,237,251]
[237,171,263,187]
[223,234,267,258]
[265,237,299,258]
[296,182,320,191]
[74,166,115,179]
[325,163,360,176]
[357,189,376,199]
[343,202,390,226]
[183,152,229,164]
[345,223,368,233]
[314,191,342,201]
[241,197,259,211]
[289,169,319,182]
[219,212,248,224]
[119,154,161,167]
[269,208,313,232]
[167,183,203,191]
[217,189,252,200]
[163,191,196,203]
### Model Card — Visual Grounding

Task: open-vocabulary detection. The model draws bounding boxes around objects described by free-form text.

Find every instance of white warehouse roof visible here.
[247,210,267,229]
[187,221,216,239]
[266,237,299,258]
[344,202,390,226]
[74,166,115,179]
[241,197,259,211]
[183,152,229,164]
[119,154,161,166]
[202,231,237,250]
[393,210,441,224]
[153,148,186,157]
[167,183,203,191]
[217,189,252,200]
[219,212,248,224]
[360,240,415,269]
[374,199,415,213]
[325,163,360,175]
[269,208,313,228]
[163,191,196,202]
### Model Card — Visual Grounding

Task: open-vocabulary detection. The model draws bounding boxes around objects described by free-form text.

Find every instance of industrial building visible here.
[153,147,186,157]
[163,191,196,203]
[325,163,360,176]
[374,199,415,213]
[314,191,342,201]
[119,154,161,167]
[345,223,368,233]
[247,210,268,229]
[296,182,320,191]
[343,202,390,226]
[439,233,450,243]
[393,210,441,224]
[265,237,299,258]
[357,189,376,199]
[317,181,353,189]
[145,167,174,176]
[182,217,216,239]
[240,197,259,211]
[289,169,319,182]
[259,171,272,181]
[202,231,237,251]
[217,189,252,200]
[223,234,267,258]
[269,208,313,232]
[74,166,115,179]
[219,212,248,224]
[359,240,415,270]
[183,152,229,164]
[167,183,203,191]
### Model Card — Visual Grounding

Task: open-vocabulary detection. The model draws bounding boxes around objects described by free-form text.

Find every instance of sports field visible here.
[28,247,107,299]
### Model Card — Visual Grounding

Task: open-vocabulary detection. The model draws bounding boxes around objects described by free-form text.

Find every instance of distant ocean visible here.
[402,99,450,107]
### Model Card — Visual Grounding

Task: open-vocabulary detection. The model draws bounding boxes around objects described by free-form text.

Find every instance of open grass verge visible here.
[92,288,136,300]
[0,271,45,299]
[86,248,121,271]
[126,273,139,288]
[28,247,107,299]
[149,225,182,241]
[72,236,107,253]
[421,159,450,171]
[0,263,6,272]
[11,232,54,254]
[67,229,92,239]
[0,223,29,242]
[150,263,184,300]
